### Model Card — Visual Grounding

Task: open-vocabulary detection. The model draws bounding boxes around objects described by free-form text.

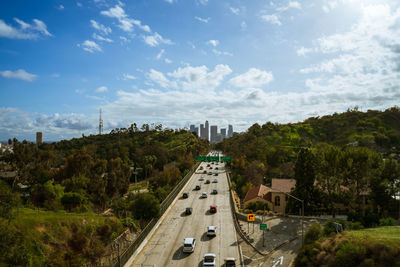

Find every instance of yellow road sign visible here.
[247,214,255,222]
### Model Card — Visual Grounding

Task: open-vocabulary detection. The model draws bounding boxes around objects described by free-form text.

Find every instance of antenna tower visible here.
[99,108,103,135]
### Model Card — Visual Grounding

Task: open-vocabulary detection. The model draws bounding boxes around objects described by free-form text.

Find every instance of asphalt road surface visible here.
[129,161,240,267]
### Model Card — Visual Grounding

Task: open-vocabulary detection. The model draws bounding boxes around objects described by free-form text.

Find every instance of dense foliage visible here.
[0,124,209,266]
[218,107,400,217]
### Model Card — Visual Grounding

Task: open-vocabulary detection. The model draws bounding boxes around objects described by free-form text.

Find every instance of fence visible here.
[112,162,200,267]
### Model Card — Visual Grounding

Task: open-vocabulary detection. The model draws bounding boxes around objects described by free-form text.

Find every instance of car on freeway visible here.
[182,192,189,198]
[207,226,216,237]
[183,238,196,253]
[207,164,210,167]
[214,173,218,176]
[208,172,212,175]
[205,179,210,184]
[199,176,204,181]
[215,167,218,170]
[212,189,218,195]
[203,253,216,267]
[195,185,201,190]
[213,178,218,183]
[224,258,236,267]
[203,170,207,174]
[210,205,217,213]
[200,166,204,170]
[185,207,193,215]
[201,192,207,198]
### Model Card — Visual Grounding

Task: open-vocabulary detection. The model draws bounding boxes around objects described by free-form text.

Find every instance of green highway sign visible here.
[260,223,267,230]
[195,156,232,162]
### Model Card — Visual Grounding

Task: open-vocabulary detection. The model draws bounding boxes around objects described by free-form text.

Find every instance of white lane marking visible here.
[272,256,283,267]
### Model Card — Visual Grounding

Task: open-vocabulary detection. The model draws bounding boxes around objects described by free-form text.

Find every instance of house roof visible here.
[244,184,269,203]
[271,178,296,193]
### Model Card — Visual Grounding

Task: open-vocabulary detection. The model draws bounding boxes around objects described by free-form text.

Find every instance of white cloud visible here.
[122,73,136,80]
[92,33,113,42]
[164,58,172,64]
[296,46,313,56]
[77,2,83,7]
[241,21,247,30]
[148,69,173,88]
[322,1,339,13]
[165,0,174,3]
[90,19,112,35]
[229,68,274,88]
[156,49,165,59]
[198,0,208,5]
[298,2,400,111]
[0,18,52,39]
[143,32,172,47]
[207,40,219,47]
[58,5,64,10]
[277,1,302,11]
[101,5,151,32]
[167,64,232,91]
[79,40,102,53]
[0,69,37,82]
[230,7,240,15]
[260,14,281,25]
[195,16,210,23]
[96,86,108,92]
[212,49,233,56]
[51,73,60,78]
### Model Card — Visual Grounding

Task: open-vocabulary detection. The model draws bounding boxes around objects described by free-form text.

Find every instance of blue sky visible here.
[1,0,400,141]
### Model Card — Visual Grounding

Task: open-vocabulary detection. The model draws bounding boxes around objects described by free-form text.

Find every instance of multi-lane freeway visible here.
[127,160,240,266]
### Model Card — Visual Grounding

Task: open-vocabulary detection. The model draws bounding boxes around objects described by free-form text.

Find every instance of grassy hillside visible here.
[1,208,123,266]
[294,226,400,267]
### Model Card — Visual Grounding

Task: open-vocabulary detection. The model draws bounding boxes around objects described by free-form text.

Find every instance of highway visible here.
[128,160,240,266]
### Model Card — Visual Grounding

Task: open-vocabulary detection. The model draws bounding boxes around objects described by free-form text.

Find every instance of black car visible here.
[212,189,218,194]
[182,192,189,198]
[214,173,218,176]
[185,207,193,215]
[195,185,201,190]
[205,179,210,184]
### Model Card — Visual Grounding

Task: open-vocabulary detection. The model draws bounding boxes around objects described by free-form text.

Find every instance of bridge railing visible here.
[113,162,200,267]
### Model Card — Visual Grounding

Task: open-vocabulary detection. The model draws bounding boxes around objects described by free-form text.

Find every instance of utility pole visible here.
[99,108,103,135]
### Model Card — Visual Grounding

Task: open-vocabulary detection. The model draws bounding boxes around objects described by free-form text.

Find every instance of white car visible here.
[201,192,208,198]
[207,226,216,237]
[203,253,216,266]
[183,238,196,253]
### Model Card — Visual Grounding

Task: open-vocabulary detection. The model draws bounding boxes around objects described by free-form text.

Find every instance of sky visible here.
[1,0,400,141]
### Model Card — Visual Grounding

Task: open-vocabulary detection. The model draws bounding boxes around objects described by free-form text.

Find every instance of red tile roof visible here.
[244,184,270,203]
[271,178,296,193]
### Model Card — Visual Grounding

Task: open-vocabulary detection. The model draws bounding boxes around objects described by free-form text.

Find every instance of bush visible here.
[333,242,367,266]
[379,217,396,226]
[345,221,364,230]
[304,224,322,245]
[245,201,270,212]
[61,192,87,211]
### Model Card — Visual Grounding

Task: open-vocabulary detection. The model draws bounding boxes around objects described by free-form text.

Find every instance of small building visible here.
[243,179,296,214]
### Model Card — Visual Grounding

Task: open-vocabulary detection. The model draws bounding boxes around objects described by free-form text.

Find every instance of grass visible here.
[346,226,400,246]
[128,182,148,191]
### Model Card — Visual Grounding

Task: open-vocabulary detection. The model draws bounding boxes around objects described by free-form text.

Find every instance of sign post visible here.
[260,223,267,247]
[247,214,255,234]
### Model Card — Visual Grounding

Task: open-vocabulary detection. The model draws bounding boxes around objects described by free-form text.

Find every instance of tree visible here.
[288,148,317,215]
[130,193,160,220]
[0,181,19,221]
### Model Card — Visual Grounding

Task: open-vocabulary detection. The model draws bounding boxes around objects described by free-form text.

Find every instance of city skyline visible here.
[1,0,400,141]
[190,120,233,143]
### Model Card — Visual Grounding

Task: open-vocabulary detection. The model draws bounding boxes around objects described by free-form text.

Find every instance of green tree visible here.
[130,193,160,220]
[0,181,19,221]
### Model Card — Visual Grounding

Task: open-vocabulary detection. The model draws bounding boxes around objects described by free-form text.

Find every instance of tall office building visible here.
[228,125,233,138]
[200,124,205,139]
[210,125,218,143]
[189,124,196,132]
[194,126,199,136]
[36,132,43,145]
[205,120,209,141]
[221,128,226,140]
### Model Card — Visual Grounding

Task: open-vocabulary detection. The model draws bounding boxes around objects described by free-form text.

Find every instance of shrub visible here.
[345,221,364,230]
[304,224,322,245]
[245,201,270,212]
[333,242,367,266]
[268,211,275,216]
[243,209,252,214]
[379,217,396,226]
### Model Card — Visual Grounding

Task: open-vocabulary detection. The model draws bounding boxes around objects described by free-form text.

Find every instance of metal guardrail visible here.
[113,162,200,267]
[226,171,268,256]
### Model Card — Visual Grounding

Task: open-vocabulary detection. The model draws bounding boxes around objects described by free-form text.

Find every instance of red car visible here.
[210,205,217,213]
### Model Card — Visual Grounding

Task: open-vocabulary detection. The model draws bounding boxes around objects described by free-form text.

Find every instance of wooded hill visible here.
[0,124,209,266]
[217,107,400,218]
